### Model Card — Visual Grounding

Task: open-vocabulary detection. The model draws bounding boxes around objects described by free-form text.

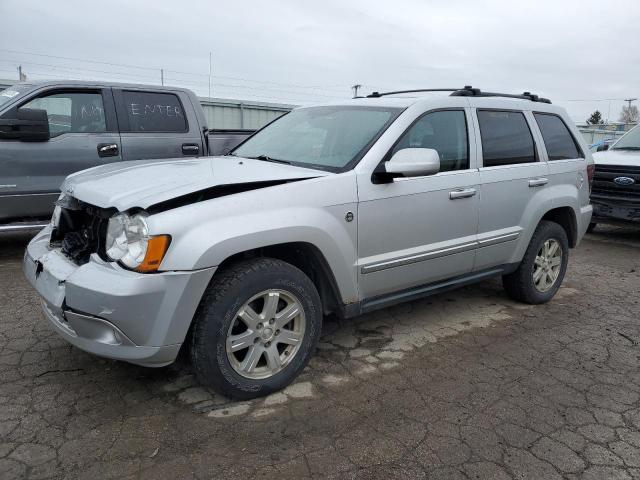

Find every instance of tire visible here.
[190,257,322,399]
[586,222,597,233]
[502,220,569,305]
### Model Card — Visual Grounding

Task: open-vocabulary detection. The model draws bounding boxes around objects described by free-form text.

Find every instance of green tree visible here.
[586,110,604,125]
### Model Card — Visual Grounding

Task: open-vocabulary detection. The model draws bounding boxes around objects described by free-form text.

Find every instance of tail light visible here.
[587,164,595,193]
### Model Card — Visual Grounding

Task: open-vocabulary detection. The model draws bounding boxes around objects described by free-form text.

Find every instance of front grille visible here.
[591,164,640,205]
[50,198,114,265]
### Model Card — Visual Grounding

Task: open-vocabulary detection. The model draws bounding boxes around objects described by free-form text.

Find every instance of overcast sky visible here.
[1,0,638,122]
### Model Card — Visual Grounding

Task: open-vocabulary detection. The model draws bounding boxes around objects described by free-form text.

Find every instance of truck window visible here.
[121,91,187,133]
[391,110,469,172]
[477,110,536,167]
[534,113,583,160]
[21,92,106,137]
[0,84,33,108]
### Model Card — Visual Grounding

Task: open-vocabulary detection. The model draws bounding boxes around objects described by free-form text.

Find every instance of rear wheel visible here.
[190,258,322,399]
[502,220,569,304]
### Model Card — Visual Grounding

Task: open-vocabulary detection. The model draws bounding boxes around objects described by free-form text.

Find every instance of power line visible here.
[0,48,349,94]
[0,59,347,101]
[0,68,331,104]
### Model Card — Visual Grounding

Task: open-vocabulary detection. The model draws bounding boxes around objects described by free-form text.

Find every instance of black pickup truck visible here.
[0,80,255,231]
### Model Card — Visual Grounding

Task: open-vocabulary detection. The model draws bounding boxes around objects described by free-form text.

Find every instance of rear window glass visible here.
[478,110,536,167]
[534,113,583,160]
[122,91,187,132]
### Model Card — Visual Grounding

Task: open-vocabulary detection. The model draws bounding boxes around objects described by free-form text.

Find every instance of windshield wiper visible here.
[248,154,292,165]
[612,147,640,151]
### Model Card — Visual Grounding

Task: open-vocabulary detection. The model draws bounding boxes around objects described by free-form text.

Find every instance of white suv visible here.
[24,87,593,398]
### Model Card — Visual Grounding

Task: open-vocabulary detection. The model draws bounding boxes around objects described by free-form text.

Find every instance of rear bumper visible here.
[577,204,594,242]
[23,227,216,367]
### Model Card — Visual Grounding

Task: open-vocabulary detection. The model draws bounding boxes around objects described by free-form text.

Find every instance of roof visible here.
[302,94,564,113]
[0,79,296,110]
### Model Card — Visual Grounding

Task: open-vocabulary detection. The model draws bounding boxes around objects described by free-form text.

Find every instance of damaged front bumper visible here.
[23,226,215,367]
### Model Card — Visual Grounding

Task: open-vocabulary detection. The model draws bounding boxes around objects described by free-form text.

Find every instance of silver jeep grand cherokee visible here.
[24,87,593,399]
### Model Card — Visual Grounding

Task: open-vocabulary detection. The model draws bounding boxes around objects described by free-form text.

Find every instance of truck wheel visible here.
[502,220,569,304]
[190,258,322,399]
[587,222,597,233]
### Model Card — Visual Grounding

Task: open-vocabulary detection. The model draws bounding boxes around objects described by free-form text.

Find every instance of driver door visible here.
[356,108,480,300]
[0,87,120,222]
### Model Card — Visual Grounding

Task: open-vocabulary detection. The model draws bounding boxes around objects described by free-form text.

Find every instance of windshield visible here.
[0,84,33,109]
[232,105,403,171]
[612,125,640,151]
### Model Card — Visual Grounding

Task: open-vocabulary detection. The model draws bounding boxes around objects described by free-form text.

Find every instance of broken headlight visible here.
[105,212,170,272]
[105,212,150,269]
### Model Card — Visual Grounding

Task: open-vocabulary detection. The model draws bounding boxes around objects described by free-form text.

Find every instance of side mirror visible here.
[384,148,440,178]
[0,107,50,141]
[596,144,609,152]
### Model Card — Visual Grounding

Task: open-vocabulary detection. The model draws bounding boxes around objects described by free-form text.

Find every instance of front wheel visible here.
[502,220,569,304]
[190,258,322,399]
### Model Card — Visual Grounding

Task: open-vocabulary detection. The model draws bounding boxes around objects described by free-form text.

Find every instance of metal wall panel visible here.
[199,98,292,130]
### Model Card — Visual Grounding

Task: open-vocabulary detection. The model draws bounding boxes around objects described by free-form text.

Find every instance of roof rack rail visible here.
[366,88,464,98]
[365,86,551,104]
[450,86,551,104]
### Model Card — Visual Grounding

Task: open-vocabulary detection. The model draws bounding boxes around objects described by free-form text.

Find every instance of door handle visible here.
[97,143,119,158]
[449,188,477,200]
[182,143,200,155]
[528,177,549,188]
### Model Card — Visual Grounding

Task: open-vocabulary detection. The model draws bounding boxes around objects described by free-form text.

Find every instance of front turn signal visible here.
[136,235,171,273]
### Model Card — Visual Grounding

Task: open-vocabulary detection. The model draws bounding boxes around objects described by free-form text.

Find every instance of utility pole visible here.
[160,69,164,86]
[208,52,212,102]
[351,84,362,98]
[624,98,637,108]
[17,65,27,82]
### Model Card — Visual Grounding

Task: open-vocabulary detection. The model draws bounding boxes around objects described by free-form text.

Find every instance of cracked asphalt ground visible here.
[1,227,639,480]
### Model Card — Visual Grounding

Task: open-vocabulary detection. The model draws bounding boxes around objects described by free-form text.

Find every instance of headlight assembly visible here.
[51,204,62,228]
[105,212,170,272]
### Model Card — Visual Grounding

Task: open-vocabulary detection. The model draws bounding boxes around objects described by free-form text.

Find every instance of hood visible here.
[62,156,330,211]
[593,149,640,168]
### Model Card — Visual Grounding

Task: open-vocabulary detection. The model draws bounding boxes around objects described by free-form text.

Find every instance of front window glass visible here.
[22,92,106,137]
[0,84,32,109]
[391,110,469,171]
[232,106,402,171]
[612,125,640,151]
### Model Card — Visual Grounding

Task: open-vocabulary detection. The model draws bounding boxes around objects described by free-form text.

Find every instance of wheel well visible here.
[216,242,343,317]
[541,207,577,247]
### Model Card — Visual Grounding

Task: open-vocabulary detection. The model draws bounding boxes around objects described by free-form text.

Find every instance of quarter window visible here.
[534,113,583,160]
[391,110,469,171]
[122,91,187,133]
[22,91,106,137]
[477,110,536,167]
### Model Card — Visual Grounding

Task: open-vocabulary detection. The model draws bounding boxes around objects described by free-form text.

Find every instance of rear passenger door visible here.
[471,106,549,271]
[113,89,203,161]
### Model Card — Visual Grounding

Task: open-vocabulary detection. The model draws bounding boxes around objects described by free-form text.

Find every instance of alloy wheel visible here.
[533,239,562,293]
[226,289,306,379]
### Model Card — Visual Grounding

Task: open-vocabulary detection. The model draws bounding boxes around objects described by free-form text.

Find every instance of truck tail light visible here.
[587,164,595,193]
